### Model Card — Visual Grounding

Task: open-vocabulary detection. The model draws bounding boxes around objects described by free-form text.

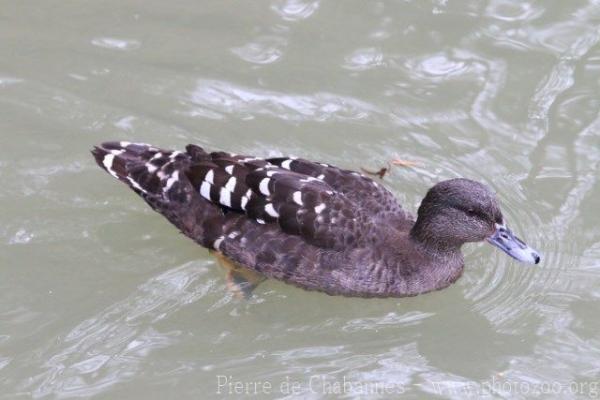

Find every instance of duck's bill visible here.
[487,223,541,264]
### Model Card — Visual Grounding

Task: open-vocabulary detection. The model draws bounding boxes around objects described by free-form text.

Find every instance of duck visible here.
[92,141,540,298]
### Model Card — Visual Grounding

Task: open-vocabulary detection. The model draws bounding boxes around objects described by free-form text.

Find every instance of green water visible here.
[1,1,599,399]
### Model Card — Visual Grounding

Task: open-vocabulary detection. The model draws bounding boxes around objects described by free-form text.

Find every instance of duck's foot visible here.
[210,250,266,299]
[361,159,419,179]
[361,166,389,179]
[391,159,419,167]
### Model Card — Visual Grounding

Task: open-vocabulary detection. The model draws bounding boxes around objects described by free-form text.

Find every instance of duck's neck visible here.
[409,215,465,256]
[367,228,464,297]
[386,217,466,296]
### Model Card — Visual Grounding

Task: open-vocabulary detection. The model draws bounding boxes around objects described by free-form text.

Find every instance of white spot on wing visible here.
[164,170,179,192]
[145,162,157,173]
[219,187,231,207]
[169,151,183,160]
[102,154,118,179]
[200,181,211,200]
[259,178,270,195]
[127,176,148,194]
[265,203,279,218]
[256,218,266,224]
[281,159,293,170]
[205,169,214,184]
[241,196,249,210]
[314,203,326,214]
[102,150,125,179]
[293,191,303,206]
[228,231,240,239]
[213,236,224,250]
[225,165,234,174]
[317,174,325,180]
[225,176,237,192]
[300,177,320,183]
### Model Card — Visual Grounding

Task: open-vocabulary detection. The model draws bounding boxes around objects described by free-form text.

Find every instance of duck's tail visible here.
[91,141,201,196]
[91,141,225,247]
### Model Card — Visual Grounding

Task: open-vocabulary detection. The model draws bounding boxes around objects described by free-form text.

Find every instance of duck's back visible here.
[92,142,414,294]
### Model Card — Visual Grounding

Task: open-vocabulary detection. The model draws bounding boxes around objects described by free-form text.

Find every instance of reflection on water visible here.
[185,79,379,122]
[1,0,600,398]
[231,36,287,65]
[271,0,320,21]
[90,38,141,51]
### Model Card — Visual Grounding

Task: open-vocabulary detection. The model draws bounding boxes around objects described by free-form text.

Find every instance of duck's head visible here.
[411,178,540,264]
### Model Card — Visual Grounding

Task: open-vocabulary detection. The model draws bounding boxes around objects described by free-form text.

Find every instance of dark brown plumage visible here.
[91,141,539,298]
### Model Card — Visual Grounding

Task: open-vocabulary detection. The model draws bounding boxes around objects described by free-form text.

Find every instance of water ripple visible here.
[184,79,380,122]
[231,36,287,65]
[405,53,470,79]
[528,24,600,136]
[23,262,214,398]
[0,76,23,87]
[342,311,434,333]
[91,37,141,51]
[343,48,384,71]
[271,0,320,21]
[485,0,544,22]
[2,1,600,398]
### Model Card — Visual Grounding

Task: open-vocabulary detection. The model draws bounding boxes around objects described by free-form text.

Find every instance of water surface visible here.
[1,1,600,399]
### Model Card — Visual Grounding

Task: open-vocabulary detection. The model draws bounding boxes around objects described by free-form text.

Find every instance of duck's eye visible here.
[466,209,486,220]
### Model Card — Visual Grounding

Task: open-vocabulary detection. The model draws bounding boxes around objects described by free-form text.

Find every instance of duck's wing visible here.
[92,142,377,253]
[185,151,374,251]
[266,156,411,227]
